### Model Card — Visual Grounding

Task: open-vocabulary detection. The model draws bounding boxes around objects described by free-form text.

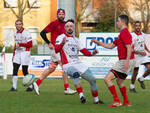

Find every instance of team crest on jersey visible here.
[71,47,75,52]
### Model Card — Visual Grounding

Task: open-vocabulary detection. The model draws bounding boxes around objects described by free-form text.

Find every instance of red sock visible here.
[119,86,128,103]
[76,87,83,94]
[92,91,98,97]
[36,79,42,86]
[108,85,120,102]
[64,83,69,90]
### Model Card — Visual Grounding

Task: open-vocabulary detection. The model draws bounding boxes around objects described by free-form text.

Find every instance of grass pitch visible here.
[0,78,150,113]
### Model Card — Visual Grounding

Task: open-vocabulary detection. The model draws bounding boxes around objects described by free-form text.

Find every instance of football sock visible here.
[108,85,120,102]
[92,91,99,102]
[64,83,69,91]
[36,79,42,86]
[12,76,18,89]
[76,87,84,98]
[119,86,128,102]
[130,84,135,89]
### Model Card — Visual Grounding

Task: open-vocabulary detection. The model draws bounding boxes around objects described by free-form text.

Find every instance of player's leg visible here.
[138,63,150,89]
[116,78,131,106]
[104,70,122,107]
[10,63,20,91]
[130,67,138,93]
[33,61,57,95]
[81,69,104,104]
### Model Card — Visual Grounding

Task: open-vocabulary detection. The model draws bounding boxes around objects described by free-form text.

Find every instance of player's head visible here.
[57,8,65,22]
[15,19,23,31]
[65,19,74,35]
[134,21,142,33]
[117,14,129,29]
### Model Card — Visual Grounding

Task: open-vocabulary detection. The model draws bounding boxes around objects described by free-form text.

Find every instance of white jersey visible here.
[56,34,88,74]
[132,32,145,57]
[14,29,32,52]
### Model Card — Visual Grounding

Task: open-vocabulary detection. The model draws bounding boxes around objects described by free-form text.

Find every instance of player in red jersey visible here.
[33,9,76,95]
[92,15,135,107]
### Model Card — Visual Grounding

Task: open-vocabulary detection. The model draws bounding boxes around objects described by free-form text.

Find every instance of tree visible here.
[75,0,96,36]
[3,0,39,21]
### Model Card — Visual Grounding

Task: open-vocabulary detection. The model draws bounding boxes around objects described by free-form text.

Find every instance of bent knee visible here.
[50,62,57,69]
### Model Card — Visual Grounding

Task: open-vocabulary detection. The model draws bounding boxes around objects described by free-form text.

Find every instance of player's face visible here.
[15,21,23,31]
[65,22,74,35]
[117,17,122,30]
[57,12,65,21]
[135,23,141,33]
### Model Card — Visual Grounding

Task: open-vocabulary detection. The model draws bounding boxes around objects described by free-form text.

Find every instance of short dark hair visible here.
[66,19,74,24]
[134,21,141,25]
[15,19,23,25]
[119,14,129,26]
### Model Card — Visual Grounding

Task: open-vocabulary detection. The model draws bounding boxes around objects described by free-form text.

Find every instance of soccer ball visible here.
[23,74,35,86]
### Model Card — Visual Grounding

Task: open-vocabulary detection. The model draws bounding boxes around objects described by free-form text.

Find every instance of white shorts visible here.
[13,50,30,65]
[135,56,150,67]
[112,59,135,74]
[50,49,61,63]
[63,62,88,75]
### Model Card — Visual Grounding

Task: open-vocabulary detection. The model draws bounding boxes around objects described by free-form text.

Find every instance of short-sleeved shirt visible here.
[113,28,134,60]
[44,20,66,45]
[14,29,32,52]
[132,32,145,57]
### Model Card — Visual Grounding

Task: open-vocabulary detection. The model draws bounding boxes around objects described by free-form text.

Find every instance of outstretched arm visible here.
[91,39,116,49]
[80,48,98,56]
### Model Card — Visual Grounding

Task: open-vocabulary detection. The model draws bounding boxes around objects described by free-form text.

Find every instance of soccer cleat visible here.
[129,88,137,93]
[94,100,105,104]
[107,101,122,107]
[26,87,33,92]
[64,88,77,95]
[138,78,145,89]
[80,96,86,104]
[10,87,17,91]
[33,82,40,95]
[123,101,132,106]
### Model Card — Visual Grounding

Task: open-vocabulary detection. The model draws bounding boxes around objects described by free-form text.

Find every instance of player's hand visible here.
[48,43,54,49]
[92,49,98,55]
[91,39,97,43]
[61,37,66,45]
[124,60,129,71]
[16,44,20,49]
[1,51,5,56]
[140,52,146,56]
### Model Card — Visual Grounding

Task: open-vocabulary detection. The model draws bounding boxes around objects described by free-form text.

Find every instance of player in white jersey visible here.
[55,19,104,104]
[10,19,33,91]
[130,21,150,93]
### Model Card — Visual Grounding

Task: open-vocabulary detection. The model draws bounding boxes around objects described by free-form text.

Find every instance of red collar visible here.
[65,33,73,37]
[134,31,142,36]
[17,28,24,33]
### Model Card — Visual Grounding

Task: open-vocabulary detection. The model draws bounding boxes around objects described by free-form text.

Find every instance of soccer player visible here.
[55,19,104,104]
[129,21,150,93]
[33,9,76,95]
[92,15,135,107]
[10,19,33,91]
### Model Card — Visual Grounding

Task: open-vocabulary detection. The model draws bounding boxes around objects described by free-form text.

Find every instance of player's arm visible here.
[144,44,150,53]
[40,30,51,45]
[55,37,66,53]
[80,48,98,56]
[19,41,32,48]
[91,39,116,49]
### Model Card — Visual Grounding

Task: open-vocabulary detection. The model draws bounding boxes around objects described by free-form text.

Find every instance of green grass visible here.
[0,78,150,113]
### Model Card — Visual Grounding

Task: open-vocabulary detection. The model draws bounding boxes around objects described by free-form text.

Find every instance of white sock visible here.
[29,84,33,89]
[94,97,99,102]
[139,76,144,81]
[12,76,18,89]
[130,84,135,89]
[79,92,84,98]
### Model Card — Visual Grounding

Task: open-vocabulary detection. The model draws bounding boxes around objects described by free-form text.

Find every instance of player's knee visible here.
[104,76,109,84]
[74,78,80,85]
[50,62,57,69]
[66,66,80,79]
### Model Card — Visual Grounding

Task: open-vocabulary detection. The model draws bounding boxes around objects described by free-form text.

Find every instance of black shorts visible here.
[110,69,127,80]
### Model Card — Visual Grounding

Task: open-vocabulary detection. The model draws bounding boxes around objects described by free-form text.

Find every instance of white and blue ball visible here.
[23,74,35,86]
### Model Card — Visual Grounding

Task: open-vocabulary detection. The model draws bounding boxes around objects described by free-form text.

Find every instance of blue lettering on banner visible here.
[31,57,50,68]
[86,37,118,50]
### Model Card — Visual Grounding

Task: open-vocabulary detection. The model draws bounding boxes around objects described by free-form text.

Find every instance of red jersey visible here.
[44,20,66,45]
[113,28,134,60]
